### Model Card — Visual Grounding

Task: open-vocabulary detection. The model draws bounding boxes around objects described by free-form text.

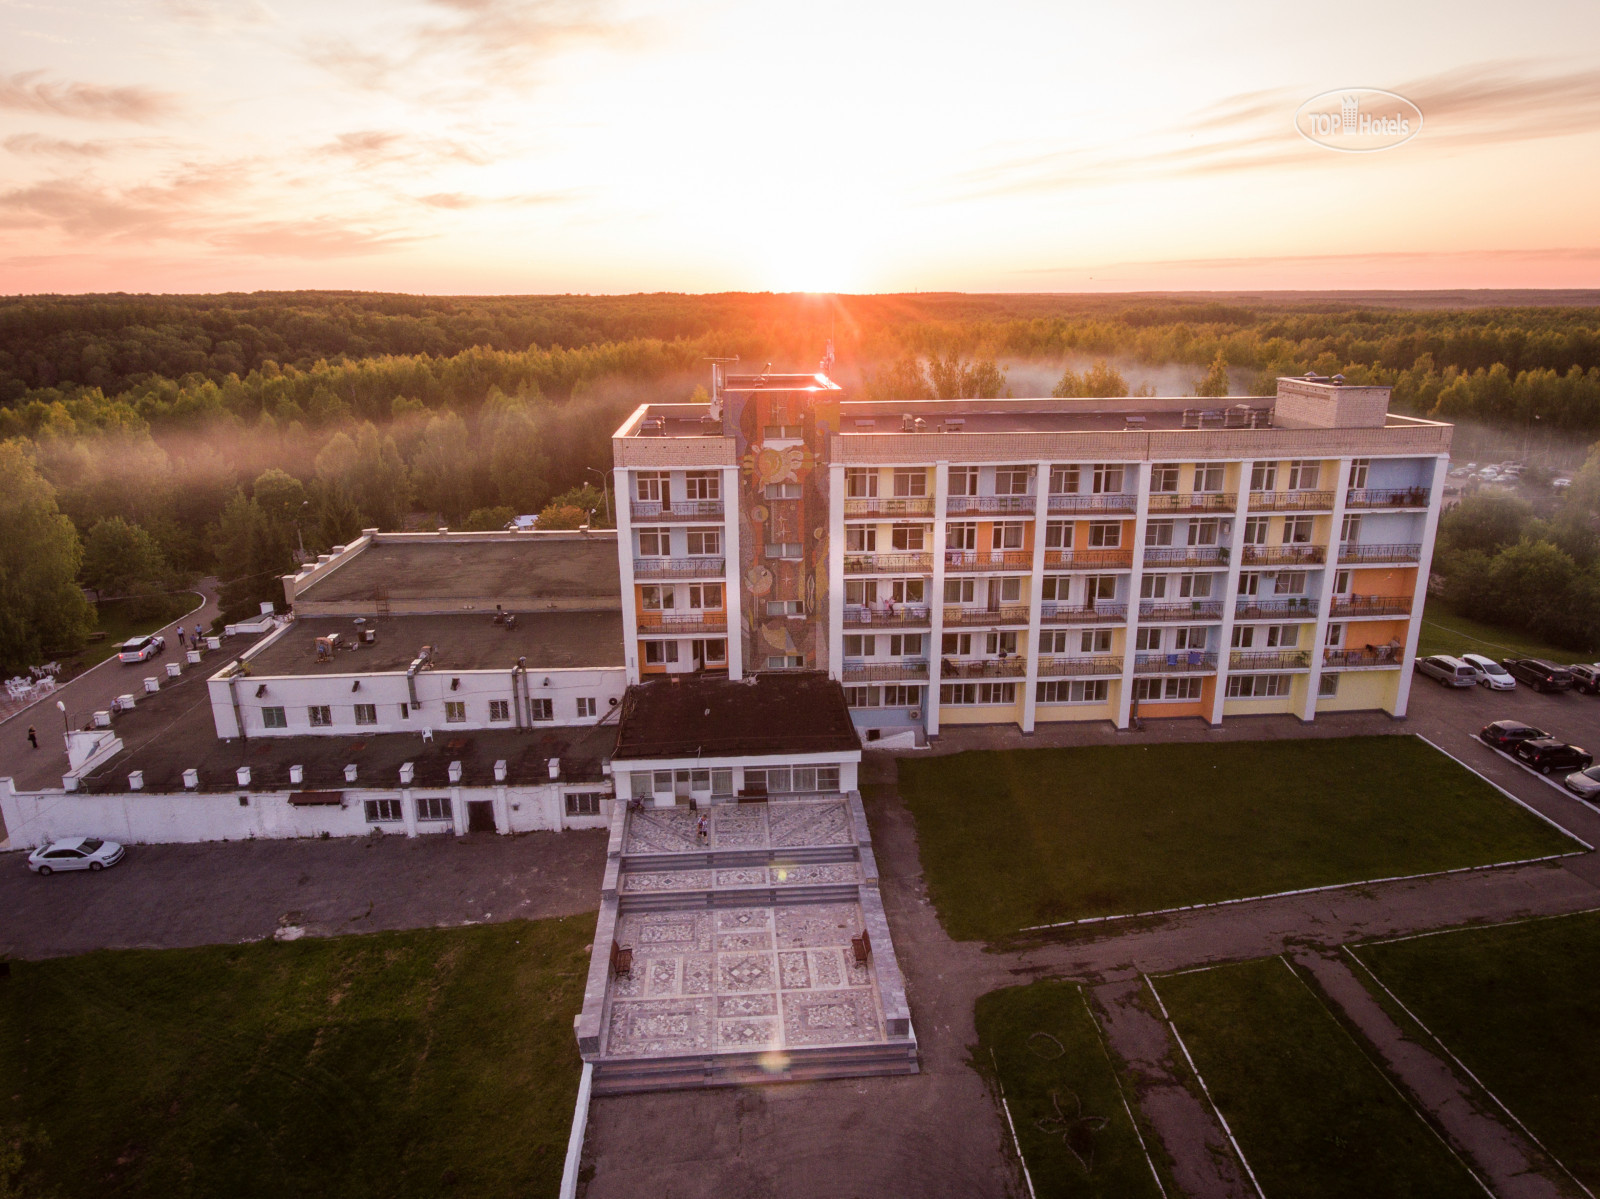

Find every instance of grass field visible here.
[73,592,201,670]
[1154,958,1482,1199]
[974,981,1167,1199]
[1355,910,1600,1192]
[1416,595,1584,664]
[0,916,592,1198]
[898,735,1581,940]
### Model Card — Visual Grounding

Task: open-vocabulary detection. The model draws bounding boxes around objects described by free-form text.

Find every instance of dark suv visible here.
[1514,738,1593,775]
[1568,663,1600,695]
[1501,659,1574,692]
[1481,720,1550,750]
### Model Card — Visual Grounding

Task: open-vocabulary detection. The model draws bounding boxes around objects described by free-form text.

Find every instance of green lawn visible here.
[1416,595,1584,663]
[71,592,201,670]
[0,916,592,1198]
[1355,910,1600,1192]
[1155,958,1482,1199]
[898,736,1581,940]
[975,981,1167,1199]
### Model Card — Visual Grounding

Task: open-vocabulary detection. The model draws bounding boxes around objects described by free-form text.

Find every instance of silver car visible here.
[1565,765,1600,800]
[1415,655,1477,687]
[1461,653,1516,691]
[27,836,126,875]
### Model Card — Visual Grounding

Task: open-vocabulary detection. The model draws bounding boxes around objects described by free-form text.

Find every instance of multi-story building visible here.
[613,372,1450,738]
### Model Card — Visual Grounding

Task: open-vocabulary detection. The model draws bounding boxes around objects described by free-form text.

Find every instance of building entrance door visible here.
[466,800,496,833]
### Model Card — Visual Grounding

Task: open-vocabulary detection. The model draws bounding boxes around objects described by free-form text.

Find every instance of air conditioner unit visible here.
[908,708,922,720]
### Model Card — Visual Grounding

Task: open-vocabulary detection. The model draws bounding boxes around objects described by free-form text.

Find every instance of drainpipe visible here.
[512,656,527,729]
[225,666,247,741]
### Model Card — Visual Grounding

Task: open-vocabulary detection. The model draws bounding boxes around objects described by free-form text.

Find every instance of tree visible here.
[1053,360,1128,398]
[81,517,167,603]
[535,503,588,530]
[1437,492,1534,559]
[462,506,515,531]
[543,484,611,527]
[410,412,475,522]
[482,397,549,513]
[1192,351,1230,397]
[0,441,94,672]
[215,489,293,624]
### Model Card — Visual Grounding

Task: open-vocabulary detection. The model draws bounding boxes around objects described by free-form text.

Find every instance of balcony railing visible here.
[843,604,932,628]
[943,605,1031,627]
[1323,648,1403,668]
[637,611,727,634]
[1042,547,1134,570]
[944,549,1034,572]
[633,556,724,579]
[939,657,1027,678]
[630,498,724,521]
[1229,650,1311,671]
[1143,546,1230,568]
[1038,655,1124,677]
[1147,492,1237,514]
[844,552,932,574]
[1241,544,1326,566]
[1338,542,1422,564]
[1047,493,1138,514]
[1248,490,1335,511]
[947,494,1037,515]
[843,496,934,518]
[842,659,930,683]
[1345,487,1431,510]
[1040,601,1128,624]
[1134,652,1218,674]
[1233,598,1318,620]
[1139,600,1225,621]
[1330,595,1413,618]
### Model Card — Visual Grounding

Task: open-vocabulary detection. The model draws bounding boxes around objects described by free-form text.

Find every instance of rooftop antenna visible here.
[820,314,836,376]
[703,355,738,422]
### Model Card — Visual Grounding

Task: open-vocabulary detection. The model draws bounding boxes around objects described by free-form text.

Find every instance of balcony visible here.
[630,498,723,521]
[1233,598,1318,620]
[1042,547,1134,570]
[943,605,1031,627]
[844,551,933,574]
[944,549,1034,573]
[1345,487,1431,510]
[1323,647,1403,668]
[1242,544,1326,566]
[633,556,724,580]
[1139,600,1225,621]
[1038,655,1124,677]
[1248,490,1335,511]
[1146,492,1237,514]
[1134,652,1217,674]
[940,657,1027,678]
[637,610,727,635]
[1331,595,1413,618]
[1229,650,1311,671]
[1047,493,1138,514]
[844,495,934,518]
[1143,546,1230,568]
[947,494,1037,516]
[1339,542,1422,564]
[843,604,931,629]
[842,659,929,683]
[1040,601,1128,624]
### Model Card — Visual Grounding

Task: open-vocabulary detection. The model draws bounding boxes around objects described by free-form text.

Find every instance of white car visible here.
[1565,765,1600,800]
[27,836,126,875]
[116,634,165,663]
[1461,653,1516,690]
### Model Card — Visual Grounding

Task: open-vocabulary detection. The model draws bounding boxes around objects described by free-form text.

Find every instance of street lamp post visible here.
[585,467,612,527]
[55,698,68,750]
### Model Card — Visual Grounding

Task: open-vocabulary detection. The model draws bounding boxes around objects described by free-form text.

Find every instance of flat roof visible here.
[71,669,615,794]
[296,536,620,607]
[613,672,862,760]
[245,612,624,676]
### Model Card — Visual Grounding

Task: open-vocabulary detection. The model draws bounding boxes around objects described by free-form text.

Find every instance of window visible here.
[684,471,719,500]
[1086,575,1117,600]
[939,682,1016,704]
[488,700,510,722]
[1262,625,1295,648]
[1178,573,1212,598]
[944,578,975,604]
[992,522,1025,550]
[640,584,672,610]
[1250,463,1277,492]
[1150,465,1180,493]
[1045,521,1073,548]
[844,634,877,658]
[399,703,410,720]
[1088,521,1121,547]
[846,579,877,605]
[688,583,722,609]
[1145,520,1175,547]
[792,766,821,793]
[1227,674,1292,698]
[891,524,925,550]
[1340,513,1362,542]
[1231,624,1256,648]
[767,599,805,616]
[846,526,876,552]
[764,482,802,500]
[749,766,790,793]
[845,685,879,708]
[1288,460,1320,490]
[763,423,804,440]
[1038,679,1109,703]
[949,467,978,496]
[892,468,927,497]
[1283,516,1313,544]
[643,641,679,666]
[262,706,287,729]
[1040,629,1071,653]
[1174,627,1208,650]
[883,685,920,707]
[565,792,604,816]
[687,528,722,556]
[1041,575,1070,601]
[890,579,925,604]
[1139,574,1168,599]
[308,705,332,727]
[529,697,554,721]
[1243,516,1269,545]
[1049,465,1080,494]
[1136,627,1163,651]
[817,766,842,791]
[1135,677,1203,701]
[636,472,664,502]
[890,633,923,656]
[699,638,727,664]
[637,527,669,557]
[1081,629,1112,652]
[576,697,597,718]
[767,655,804,669]
[1334,570,1352,595]
[996,577,1022,603]
[985,631,1018,655]
[445,701,466,723]
[652,770,673,792]
[1349,458,1370,489]
[766,542,803,560]
[946,522,977,550]
[1194,463,1225,492]
[1274,571,1308,596]
[1319,673,1340,697]
[941,632,973,655]
[1187,519,1220,546]
[846,468,878,498]
[1325,622,1344,647]
[364,799,402,823]
[417,796,452,822]
[712,768,733,796]
[994,466,1031,495]
[1092,464,1124,494]
[1237,572,1261,596]
[355,703,377,725]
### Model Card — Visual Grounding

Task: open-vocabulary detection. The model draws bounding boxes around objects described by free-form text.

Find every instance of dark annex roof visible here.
[612,672,862,761]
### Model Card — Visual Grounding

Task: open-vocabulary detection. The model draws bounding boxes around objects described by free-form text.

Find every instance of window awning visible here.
[288,790,343,806]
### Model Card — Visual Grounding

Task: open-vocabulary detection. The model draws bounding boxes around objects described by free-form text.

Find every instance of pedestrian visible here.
[696,814,708,845]
[177,626,187,648]
[27,726,38,749]
[194,624,203,645]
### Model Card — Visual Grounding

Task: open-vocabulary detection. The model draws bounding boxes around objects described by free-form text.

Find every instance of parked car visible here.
[1568,663,1600,695]
[116,634,165,663]
[1514,738,1593,775]
[1564,765,1600,799]
[1501,658,1574,692]
[1415,655,1477,687]
[1461,653,1515,690]
[27,836,126,875]
[1480,720,1549,750]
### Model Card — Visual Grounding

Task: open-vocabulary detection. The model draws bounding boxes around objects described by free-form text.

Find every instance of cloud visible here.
[159,0,277,30]
[413,188,572,208]
[417,192,477,208]
[315,129,493,167]
[0,71,180,123]
[1019,246,1600,276]
[4,133,116,158]
[208,219,419,257]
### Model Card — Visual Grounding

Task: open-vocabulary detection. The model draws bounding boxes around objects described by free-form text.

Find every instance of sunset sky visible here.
[2,0,1599,295]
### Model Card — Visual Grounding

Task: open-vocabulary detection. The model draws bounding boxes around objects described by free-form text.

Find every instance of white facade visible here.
[611,749,860,809]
